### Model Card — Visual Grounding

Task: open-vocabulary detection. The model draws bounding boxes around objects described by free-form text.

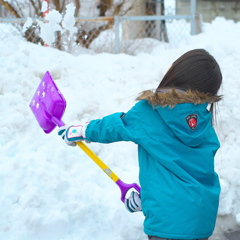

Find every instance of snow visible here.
[37,10,62,46]
[41,1,48,14]
[62,4,76,33]
[1,13,240,240]
[22,18,33,32]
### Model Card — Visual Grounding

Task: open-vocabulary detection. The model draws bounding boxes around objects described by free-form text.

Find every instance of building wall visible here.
[176,0,240,22]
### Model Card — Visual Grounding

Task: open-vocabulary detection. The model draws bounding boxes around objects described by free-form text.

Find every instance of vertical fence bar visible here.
[114,16,120,54]
[156,0,161,40]
[190,0,197,35]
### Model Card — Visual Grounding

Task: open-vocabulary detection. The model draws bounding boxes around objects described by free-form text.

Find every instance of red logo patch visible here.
[185,114,198,130]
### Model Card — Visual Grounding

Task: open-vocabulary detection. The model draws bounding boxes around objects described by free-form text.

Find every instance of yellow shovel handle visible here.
[76,141,120,183]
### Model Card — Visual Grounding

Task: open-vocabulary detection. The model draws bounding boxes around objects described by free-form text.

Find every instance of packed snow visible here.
[1,14,240,240]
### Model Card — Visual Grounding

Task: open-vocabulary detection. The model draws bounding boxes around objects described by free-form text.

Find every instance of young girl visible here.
[58,49,222,240]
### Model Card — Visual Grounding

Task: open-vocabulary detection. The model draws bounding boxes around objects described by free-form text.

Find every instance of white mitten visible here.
[125,191,142,213]
[58,122,89,146]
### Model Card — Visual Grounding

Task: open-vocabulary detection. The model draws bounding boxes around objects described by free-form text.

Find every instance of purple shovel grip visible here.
[116,179,141,203]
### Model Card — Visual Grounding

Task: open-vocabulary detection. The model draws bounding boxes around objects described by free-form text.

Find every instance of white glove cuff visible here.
[66,122,89,140]
[82,122,89,138]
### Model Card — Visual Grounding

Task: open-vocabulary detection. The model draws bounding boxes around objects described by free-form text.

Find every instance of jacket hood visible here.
[137,89,219,147]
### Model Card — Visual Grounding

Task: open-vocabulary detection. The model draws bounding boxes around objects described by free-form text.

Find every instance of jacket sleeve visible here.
[85,104,141,144]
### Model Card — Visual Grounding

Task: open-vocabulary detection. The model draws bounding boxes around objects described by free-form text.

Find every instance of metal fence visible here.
[0,1,199,55]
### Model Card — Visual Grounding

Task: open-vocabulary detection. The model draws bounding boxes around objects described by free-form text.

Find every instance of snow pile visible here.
[1,17,240,240]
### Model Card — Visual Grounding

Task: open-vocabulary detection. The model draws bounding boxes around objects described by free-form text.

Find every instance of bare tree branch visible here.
[37,0,42,14]
[53,0,60,12]
[113,0,133,16]
[12,0,24,17]
[0,0,21,18]
[60,0,67,13]
[29,0,40,16]
[74,0,80,17]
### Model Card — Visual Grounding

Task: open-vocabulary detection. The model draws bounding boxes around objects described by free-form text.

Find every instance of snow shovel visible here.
[29,71,140,203]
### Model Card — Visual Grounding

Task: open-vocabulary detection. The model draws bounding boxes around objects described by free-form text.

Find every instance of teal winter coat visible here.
[85,90,221,239]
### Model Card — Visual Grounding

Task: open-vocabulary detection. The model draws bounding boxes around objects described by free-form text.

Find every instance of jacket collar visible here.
[136,88,222,108]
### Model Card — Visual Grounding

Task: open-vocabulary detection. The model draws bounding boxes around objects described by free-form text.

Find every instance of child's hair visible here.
[157,49,223,122]
[157,49,222,95]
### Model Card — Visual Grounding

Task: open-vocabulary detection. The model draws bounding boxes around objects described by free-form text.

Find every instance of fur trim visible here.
[136,89,222,108]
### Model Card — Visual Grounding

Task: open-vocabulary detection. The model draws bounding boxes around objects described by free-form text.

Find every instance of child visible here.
[58,49,222,240]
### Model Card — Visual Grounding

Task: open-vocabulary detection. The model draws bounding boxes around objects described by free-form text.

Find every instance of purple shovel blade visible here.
[29,71,66,133]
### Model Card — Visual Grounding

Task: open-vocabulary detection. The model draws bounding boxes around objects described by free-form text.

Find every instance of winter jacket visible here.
[85,89,221,240]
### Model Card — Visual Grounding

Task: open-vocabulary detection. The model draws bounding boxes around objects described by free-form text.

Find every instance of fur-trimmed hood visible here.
[136,89,222,108]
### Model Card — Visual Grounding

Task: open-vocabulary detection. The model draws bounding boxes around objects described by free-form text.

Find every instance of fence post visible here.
[156,0,161,40]
[190,0,197,35]
[114,16,120,54]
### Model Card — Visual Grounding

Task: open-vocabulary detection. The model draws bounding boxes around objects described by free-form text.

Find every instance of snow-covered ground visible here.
[1,16,240,240]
